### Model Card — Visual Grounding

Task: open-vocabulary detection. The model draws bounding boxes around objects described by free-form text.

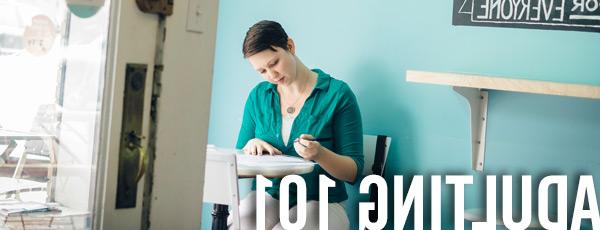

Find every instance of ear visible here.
[287,38,296,55]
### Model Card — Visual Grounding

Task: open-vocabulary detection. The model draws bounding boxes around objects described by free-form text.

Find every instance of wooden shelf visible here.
[406,70,600,99]
[405,70,600,171]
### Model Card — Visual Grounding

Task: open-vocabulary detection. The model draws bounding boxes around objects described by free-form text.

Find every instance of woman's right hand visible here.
[242,138,282,155]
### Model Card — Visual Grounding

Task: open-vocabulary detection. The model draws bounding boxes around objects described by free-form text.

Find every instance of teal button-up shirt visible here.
[236,69,364,205]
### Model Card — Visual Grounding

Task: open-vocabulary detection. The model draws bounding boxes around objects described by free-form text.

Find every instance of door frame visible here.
[92,0,219,229]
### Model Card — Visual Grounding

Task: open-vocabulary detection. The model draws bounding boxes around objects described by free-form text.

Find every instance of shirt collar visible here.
[267,68,331,93]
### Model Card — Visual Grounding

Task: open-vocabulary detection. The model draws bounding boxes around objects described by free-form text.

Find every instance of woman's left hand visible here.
[293,134,322,161]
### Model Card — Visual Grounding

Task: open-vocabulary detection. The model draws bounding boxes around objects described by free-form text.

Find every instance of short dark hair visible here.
[242,20,289,58]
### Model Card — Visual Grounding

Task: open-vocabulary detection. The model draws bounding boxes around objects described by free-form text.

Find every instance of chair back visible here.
[362,135,391,176]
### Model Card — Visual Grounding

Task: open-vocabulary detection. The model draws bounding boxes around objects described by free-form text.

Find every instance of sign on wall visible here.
[453,0,600,33]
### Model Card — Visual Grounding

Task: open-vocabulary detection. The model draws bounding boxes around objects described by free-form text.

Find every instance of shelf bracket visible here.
[453,87,488,171]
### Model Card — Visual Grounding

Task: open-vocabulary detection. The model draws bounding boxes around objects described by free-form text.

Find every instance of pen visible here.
[295,137,332,142]
[309,137,332,142]
[294,137,332,147]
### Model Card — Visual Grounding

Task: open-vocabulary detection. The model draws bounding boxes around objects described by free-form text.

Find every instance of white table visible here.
[236,154,316,178]
[206,146,315,230]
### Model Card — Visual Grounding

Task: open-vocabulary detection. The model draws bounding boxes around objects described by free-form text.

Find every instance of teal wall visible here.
[203,1,600,229]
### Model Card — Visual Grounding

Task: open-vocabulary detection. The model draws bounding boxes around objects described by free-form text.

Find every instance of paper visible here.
[206,145,315,167]
[236,154,316,167]
[207,145,317,177]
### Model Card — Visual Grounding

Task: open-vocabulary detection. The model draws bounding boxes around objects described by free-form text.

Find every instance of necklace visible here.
[284,89,304,115]
[282,77,310,115]
[286,106,296,114]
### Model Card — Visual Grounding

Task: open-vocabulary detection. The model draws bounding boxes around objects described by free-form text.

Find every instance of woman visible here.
[234,20,363,230]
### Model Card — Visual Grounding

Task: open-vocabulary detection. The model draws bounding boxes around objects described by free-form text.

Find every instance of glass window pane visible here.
[0,0,110,229]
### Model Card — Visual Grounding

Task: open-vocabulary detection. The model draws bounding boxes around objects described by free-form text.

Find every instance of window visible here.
[0,0,110,228]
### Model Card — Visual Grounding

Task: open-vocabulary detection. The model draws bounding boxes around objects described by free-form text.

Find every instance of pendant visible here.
[286,106,295,114]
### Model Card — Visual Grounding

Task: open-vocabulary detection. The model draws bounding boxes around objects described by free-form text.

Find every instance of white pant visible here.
[229,191,349,230]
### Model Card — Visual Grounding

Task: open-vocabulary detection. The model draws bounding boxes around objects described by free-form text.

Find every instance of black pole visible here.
[211,204,230,230]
